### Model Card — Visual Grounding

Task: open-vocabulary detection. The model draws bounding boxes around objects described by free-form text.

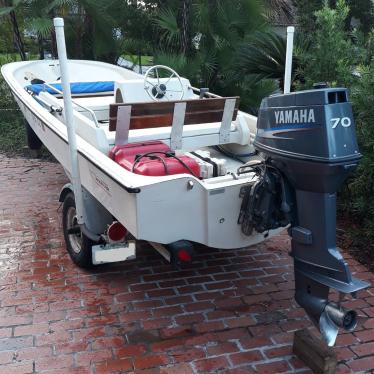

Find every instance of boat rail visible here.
[33,94,63,114]
[42,83,100,128]
[191,86,222,99]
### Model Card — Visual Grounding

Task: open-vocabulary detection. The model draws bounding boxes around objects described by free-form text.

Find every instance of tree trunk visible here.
[180,0,191,55]
[50,30,57,59]
[8,10,27,60]
[49,7,58,58]
[138,49,142,73]
[38,35,44,60]
[83,13,95,60]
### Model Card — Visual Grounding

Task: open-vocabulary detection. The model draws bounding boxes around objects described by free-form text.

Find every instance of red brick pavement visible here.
[0,154,373,373]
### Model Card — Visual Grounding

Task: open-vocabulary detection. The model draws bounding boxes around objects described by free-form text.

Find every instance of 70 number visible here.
[331,117,351,129]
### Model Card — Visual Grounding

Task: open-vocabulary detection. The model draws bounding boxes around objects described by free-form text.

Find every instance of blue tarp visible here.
[26,81,115,95]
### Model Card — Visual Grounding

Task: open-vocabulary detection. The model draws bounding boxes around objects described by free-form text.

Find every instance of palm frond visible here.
[234,31,287,81]
[154,52,188,73]
[263,0,294,25]
[28,17,53,38]
[193,0,213,37]
[154,7,181,48]
[0,7,14,17]
[44,0,75,14]
[239,76,278,114]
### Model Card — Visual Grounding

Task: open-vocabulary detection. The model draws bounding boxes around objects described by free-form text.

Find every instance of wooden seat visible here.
[109,97,240,150]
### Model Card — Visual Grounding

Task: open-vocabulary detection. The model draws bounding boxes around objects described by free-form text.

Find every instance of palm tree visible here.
[155,0,266,85]
[180,0,191,55]
[1,0,123,62]
[30,0,121,62]
[154,0,282,111]
[234,31,288,89]
[230,1,299,91]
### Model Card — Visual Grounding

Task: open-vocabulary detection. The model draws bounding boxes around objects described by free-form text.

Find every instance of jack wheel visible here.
[62,192,94,268]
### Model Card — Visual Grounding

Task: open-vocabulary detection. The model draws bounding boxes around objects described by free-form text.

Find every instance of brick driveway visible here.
[0,154,373,374]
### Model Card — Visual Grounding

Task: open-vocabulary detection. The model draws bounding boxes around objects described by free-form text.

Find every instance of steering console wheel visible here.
[144,65,184,101]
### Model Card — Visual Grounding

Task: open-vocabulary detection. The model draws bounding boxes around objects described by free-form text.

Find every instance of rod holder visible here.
[284,26,295,94]
[53,17,85,225]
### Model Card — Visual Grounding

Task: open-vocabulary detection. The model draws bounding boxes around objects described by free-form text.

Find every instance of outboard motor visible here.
[239,86,370,346]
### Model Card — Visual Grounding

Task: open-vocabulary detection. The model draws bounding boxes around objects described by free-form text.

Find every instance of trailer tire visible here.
[24,120,42,150]
[62,192,94,268]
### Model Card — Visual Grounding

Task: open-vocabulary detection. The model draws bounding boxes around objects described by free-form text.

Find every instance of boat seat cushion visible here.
[26,81,114,95]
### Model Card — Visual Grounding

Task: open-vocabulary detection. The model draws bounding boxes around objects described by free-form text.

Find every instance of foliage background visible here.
[0,54,26,155]
[1,0,374,254]
[292,0,374,260]
[0,0,292,156]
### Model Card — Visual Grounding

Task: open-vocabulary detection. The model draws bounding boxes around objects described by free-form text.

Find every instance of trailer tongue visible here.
[239,86,369,346]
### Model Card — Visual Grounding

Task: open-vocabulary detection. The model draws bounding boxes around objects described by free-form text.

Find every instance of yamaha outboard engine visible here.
[240,86,370,346]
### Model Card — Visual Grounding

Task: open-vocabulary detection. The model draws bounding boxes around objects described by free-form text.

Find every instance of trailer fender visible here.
[59,183,73,203]
[59,184,114,236]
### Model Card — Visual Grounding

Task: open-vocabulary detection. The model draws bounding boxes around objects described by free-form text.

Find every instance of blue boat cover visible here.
[26,81,115,95]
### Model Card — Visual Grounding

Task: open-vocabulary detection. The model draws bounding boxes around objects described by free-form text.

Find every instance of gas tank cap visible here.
[313,82,329,89]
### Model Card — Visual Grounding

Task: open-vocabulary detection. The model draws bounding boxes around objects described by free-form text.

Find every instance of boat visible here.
[1,58,274,247]
[1,19,369,346]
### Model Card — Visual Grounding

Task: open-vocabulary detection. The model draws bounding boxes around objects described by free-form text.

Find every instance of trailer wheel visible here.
[62,192,94,268]
[24,120,42,150]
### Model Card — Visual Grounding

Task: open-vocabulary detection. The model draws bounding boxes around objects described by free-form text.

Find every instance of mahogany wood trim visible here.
[109,97,240,131]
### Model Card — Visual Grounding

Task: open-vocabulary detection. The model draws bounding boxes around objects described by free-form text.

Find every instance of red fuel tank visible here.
[110,141,200,177]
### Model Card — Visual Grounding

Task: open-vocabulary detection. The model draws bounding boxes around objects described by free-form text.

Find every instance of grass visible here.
[0,108,52,159]
[0,53,20,65]
[0,53,38,65]
[0,54,52,159]
[0,118,54,160]
[0,113,31,156]
[122,54,153,66]
[0,113,53,160]
[0,54,27,156]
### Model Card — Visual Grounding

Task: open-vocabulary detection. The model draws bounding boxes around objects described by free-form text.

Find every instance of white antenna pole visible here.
[284,26,295,94]
[54,17,85,224]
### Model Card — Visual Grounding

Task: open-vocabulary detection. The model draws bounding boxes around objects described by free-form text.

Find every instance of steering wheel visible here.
[144,65,184,101]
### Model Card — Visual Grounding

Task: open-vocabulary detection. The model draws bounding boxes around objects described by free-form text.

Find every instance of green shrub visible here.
[295,0,374,242]
[0,55,43,157]
[295,0,357,89]
[347,64,374,236]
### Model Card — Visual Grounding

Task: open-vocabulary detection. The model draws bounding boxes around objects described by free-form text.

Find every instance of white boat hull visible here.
[3,60,281,249]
